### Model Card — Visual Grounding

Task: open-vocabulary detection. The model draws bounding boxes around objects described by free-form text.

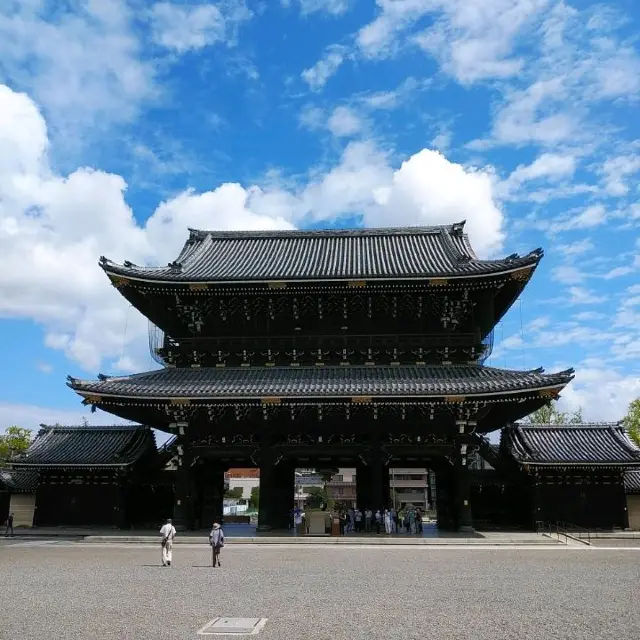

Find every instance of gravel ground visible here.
[1,543,639,640]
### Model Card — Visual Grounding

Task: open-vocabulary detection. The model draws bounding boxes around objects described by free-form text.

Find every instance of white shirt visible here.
[160,524,176,540]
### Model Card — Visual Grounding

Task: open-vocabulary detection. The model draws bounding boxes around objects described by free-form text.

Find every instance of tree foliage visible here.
[305,486,327,509]
[224,486,244,500]
[249,486,260,509]
[622,398,640,446]
[523,402,583,425]
[315,468,339,485]
[0,426,32,463]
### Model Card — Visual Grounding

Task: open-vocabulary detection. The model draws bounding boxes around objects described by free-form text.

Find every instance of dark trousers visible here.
[212,545,221,566]
[4,524,13,537]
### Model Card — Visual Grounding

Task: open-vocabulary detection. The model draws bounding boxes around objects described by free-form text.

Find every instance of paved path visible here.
[1,543,639,640]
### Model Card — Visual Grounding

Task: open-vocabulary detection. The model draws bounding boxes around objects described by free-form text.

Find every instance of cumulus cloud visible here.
[0,85,507,372]
[366,149,504,255]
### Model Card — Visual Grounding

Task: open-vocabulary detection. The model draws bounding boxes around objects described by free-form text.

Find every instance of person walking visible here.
[159,518,176,567]
[209,522,225,567]
[4,512,14,537]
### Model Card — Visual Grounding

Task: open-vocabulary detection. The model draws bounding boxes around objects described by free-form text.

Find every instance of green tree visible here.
[0,426,32,463]
[306,486,327,509]
[622,398,640,446]
[523,402,583,425]
[249,486,260,510]
[224,486,244,500]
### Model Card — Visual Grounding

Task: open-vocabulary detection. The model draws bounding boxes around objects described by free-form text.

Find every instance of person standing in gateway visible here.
[159,518,176,567]
[209,522,224,567]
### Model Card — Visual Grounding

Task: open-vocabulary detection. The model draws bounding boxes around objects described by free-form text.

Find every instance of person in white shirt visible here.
[159,518,176,567]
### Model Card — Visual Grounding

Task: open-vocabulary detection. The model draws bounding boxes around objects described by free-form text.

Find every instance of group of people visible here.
[338,506,425,535]
[158,518,225,567]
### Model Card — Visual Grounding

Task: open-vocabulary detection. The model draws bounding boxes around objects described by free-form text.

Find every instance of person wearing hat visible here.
[159,518,176,567]
[209,522,225,567]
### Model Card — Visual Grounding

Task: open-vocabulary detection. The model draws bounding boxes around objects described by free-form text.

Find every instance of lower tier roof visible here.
[625,471,640,493]
[503,423,640,467]
[0,468,39,492]
[68,364,574,401]
[9,424,156,468]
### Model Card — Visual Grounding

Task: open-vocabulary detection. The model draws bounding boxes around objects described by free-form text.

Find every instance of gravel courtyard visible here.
[1,542,639,640]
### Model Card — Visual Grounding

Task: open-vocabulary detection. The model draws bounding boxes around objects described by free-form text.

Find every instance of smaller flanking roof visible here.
[0,469,39,492]
[99,223,543,283]
[67,365,574,400]
[503,423,640,467]
[10,425,156,468]
[625,471,640,494]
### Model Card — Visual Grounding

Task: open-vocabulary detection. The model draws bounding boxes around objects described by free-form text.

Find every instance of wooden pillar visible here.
[257,441,275,532]
[271,462,295,530]
[358,443,388,511]
[173,431,195,530]
[455,421,474,533]
[356,462,372,509]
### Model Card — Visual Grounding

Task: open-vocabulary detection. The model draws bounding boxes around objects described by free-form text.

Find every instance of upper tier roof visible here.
[9,424,155,468]
[99,223,543,283]
[503,423,640,467]
[68,364,574,400]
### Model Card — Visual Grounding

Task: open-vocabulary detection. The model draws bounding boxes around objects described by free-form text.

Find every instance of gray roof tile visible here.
[504,423,640,466]
[0,468,39,492]
[10,425,156,468]
[68,365,574,400]
[624,470,640,493]
[99,224,542,283]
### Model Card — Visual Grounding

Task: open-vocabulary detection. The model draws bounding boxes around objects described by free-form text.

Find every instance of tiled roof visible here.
[625,471,640,494]
[10,425,156,468]
[503,423,640,467]
[0,469,39,492]
[99,224,542,283]
[68,365,574,400]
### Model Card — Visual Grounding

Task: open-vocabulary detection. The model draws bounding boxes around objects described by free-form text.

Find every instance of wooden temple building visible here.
[4,225,636,531]
[3,425,168,528]
[60,223,582,532]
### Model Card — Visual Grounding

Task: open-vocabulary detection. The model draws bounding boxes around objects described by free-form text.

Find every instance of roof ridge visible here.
[186,224,467,240]
[38,423,146,430]
[515,422,623,429]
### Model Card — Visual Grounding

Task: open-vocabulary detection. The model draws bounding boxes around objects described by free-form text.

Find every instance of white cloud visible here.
[285,0,351,16]
[558,367,640,422]
[0,85,509,371]
[601,154,640,196]
[413,0,548,84]
[0,0,156,133]
[301,44,346,91]
[0,402,132,431]
[549,204,607,233]
[364,149,504,255]
[551,265,585,285]
[555,238,594,257]
[149,1,252,53]
[499,152,576,198]
[565,286,606,305]
[602,266,635,280]
[327,106,363,138]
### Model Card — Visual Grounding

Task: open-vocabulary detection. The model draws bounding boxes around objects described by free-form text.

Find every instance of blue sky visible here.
[0,0,638,432]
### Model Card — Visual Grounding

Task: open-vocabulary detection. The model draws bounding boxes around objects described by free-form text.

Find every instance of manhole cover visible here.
[198,618,268,635]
